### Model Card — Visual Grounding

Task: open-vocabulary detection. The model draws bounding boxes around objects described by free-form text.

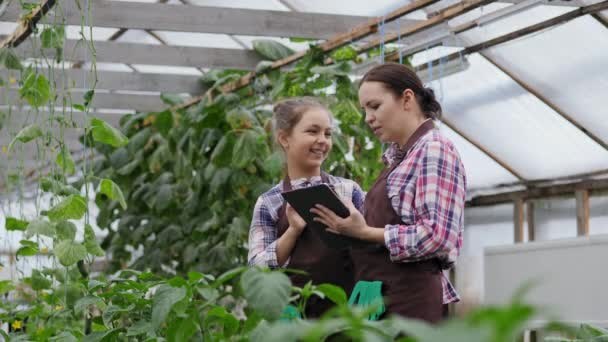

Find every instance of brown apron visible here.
[277,173,355,318]
[351,120,444,323]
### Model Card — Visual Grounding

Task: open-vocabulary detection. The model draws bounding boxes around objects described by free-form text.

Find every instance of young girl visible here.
[247,97,365,318]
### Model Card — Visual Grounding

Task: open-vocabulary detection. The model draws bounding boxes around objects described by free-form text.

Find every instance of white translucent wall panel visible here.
[152,31,243,49]
[451,5,571,40]
[457,204,514,308]
[233,35,311,52]
[65,25,120,41]
[286,0,412,16]
[182,0,288,11]
[435,53,608,180]
[438,124,518,190]
[456,195,608,310]
[0,22,17,34]
[116,29,161,44]
[467,15,608,143]
[132,64,204,75]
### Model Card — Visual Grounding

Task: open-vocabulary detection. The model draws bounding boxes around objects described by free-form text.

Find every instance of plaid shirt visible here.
[248,174,365,268]
[383,125,467,304]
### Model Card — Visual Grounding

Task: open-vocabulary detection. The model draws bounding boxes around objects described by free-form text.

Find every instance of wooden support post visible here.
[514,198,525,243]
[576,189,590,236]
[527,201,535,242]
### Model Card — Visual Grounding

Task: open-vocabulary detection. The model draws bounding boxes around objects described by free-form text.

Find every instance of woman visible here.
[247,97,365,318]
[312,63,467,322]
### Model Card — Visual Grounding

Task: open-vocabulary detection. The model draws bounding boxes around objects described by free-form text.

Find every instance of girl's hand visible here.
[286,203,306,234]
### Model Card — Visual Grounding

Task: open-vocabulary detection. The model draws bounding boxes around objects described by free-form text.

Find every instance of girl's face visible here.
[359,81,413,144]
[278,108,333,173]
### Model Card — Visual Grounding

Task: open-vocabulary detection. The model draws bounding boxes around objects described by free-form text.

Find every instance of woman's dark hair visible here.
[360,62,442,120]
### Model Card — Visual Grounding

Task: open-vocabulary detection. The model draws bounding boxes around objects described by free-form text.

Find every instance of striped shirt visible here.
[248,174,365,268]
[382,126,467,304]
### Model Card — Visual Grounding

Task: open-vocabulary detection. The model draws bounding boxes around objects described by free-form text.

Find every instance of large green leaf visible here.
[252,40,295,61]
[40,25,65,49]
[74,295,106,313]
[8,124,43,151]
[232,130,259,168]
[5,217,28,231]
[167,315,200,342]
[90,117,128,148]
[19,72,51,107]
[30,269,52,290]
[85,224,105,257]
[316,283,347,306]
[25,219,55,238]
[54,240,87,266]
[99,179,127,210]
[151,284,187,329]
[55,220,77,241]
[310,62,351,76]
[203,306,239,338]
[241,268,291,321]
[154,110,174,137]
[0,280,15,296]
[82,329,120,342]
[210,132,236,167]
[16,240,39,257]
[56,149,76,175]
[47,195,87,222]
[0,48,23,70]
[103,304,135,327]
[126,321,154,337]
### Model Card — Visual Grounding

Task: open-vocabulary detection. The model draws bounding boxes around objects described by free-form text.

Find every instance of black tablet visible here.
[281,184,364,248]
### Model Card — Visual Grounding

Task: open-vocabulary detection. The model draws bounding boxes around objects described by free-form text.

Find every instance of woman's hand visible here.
[286,203,306,234]
[311,199,369,239]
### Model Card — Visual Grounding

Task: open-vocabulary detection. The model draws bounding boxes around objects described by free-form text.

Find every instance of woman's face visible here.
[279,107,333,172]
[359,81,411,144]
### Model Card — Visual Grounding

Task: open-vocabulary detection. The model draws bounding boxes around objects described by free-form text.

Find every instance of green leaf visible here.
[54,240,87,266]
[99,179,127,210]
[82,328,120,342]
[252,40,295,61]
[241,268,291,321]
[126,321,154,337]
[19,72,51,107]
[47,195,87,222]
[210,132,236,167]
[255,60,274,74]
[0,110,5,130]
[30,269,52,290]
[331,45,358,61]
[204,306,239,337]
[16,240,39,257]
[84,90,95,107]
[8,124,43,151]
[56,149,76,175]
[55,220,77,241]
[5,217,29,231]
[74,295,105,313]
[152,284,187,329]
[41,25,65,49]
[310,62,351,76]
[160,93,185,106]
[84,224,105,257]
[167,316,200,342]
[0,280,15,295]
[0,48,23,70]
[49,332,78,342]
[91,117,128,148]
[154,110,174,137]
[233,130,259,168]
[316,283,347,306]
[25,219,55,238]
